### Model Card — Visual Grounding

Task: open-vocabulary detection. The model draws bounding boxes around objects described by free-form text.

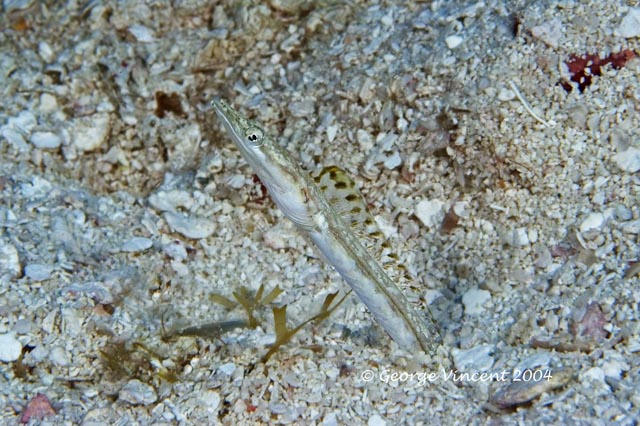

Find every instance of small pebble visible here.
[20,394,56,424]
[396,117,408,132]
[62,308,83,337]
[38,41,55,62]
[490,368,573,408]
[614,205,633,221]
[584,366,605,383]
[506,227,530,247]
[10,110,37,134]
[515,352,552,372]
[0,240,21,279]
[580,212,604,233]
[325,366,340,381]
[445,35,463,49]
[601,356,630,380]
[39,93,58,113]
[30,131,61,149]
[264,221,300,250]
[452,344,495,372]
[129,24,155,42]
[618,7,640,38]
[29,345,49,363]
[218,362,236,375]
[359,77,376,103]
[148,190,195,212]
[288,99,315,117]
[414,199,444,229]
[568,104,588,128]
[21,176,53,198]
[225,174,246,189]
[164,211,215,239]
[356,129,374,150]
[5,0,34,12]
[0,333,22,362]
[200,390,221,412]
[368,414,386,426]
[322,412,338,426]
[497,88,515,101]
[462,288,491,315]
[24,264,54,281]
[412,9,433,29]
[170,260,189,276]
[70,113,110,152]
[533,245,552,268]
[1,127,29,151]
[119,379,158,406]
[121,237,153,253]
[14,319,32,334]
[64,281,113,305]
[326,125,339,143]
[269,403,287,414]
[530,17,563,48]
[621,219,640,234]
[380,12,393,27]
[383,151,402,169]
[163,241,187,260]
[612,147,640,173]
[49,346,71,366]
[573,302,608,340]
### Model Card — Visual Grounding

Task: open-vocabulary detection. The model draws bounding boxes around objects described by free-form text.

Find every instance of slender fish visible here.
[212,99,441,356]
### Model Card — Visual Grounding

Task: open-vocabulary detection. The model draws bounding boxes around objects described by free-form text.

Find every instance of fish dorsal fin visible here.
[311,166,396,261]
[310,165,417,294]
[311,166,376,233]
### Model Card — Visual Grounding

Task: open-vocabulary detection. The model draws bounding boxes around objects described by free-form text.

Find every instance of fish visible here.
[211,98,441,356]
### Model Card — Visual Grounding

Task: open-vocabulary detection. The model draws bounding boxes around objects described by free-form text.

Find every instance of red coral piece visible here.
[609,49,636,69]
[20,393,56,424]
[250,174,269,204]
[562,49,636,93]
[550,242,575,259]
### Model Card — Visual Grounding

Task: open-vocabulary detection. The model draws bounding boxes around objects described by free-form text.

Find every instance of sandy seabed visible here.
[1,1,639,424]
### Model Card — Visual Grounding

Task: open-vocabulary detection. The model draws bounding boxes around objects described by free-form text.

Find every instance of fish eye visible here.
[245,126,264,145]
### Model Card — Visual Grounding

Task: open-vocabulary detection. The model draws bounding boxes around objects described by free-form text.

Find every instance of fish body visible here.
[212,99,440,355]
